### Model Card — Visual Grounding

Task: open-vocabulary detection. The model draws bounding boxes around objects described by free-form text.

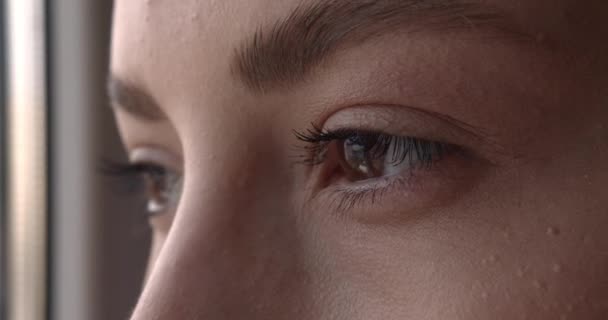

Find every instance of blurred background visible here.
[1,1,151,319]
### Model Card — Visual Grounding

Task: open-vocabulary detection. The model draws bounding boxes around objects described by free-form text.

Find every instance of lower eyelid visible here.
[325,175,404,212]
[307,150,481,223]
[322,167,423,210]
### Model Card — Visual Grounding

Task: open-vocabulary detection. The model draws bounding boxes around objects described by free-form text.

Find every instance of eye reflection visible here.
[339,134,384,180]
[140,165,182,216]
[302,129,449,183]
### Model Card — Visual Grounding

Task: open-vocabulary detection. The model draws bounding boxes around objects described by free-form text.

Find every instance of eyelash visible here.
[103,127,455,215]
[294,125,456,211]
[101,160,168,181]
[100,160,177,216]
[294,125,450,168]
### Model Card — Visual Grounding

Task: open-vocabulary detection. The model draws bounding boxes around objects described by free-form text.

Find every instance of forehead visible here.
[110,0,294,93]
[111,0,579,60]
[109,0,600,117]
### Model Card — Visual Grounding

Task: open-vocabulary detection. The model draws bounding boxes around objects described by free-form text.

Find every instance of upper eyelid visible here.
[294,126,451,168]
[129,145,184,172]
[321,104,491,142]
[311,104,513,164]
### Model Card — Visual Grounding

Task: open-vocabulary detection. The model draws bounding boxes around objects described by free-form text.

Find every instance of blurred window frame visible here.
[4,0,49,320]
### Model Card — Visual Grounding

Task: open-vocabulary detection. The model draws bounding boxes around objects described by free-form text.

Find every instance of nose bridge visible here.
[130,129,311,319]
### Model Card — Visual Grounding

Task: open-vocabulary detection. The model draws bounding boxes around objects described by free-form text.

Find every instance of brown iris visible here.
[141,166,181,215]
[337,133,388,181]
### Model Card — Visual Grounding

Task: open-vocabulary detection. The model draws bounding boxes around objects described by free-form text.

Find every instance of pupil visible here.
[345,138,367,163]
[143,171,170,214]
[342,134,384,179]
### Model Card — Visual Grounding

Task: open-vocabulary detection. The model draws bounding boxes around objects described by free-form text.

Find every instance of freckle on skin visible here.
[583,235,593,245]
[501,227,512,239]
[546,227,560,236]
[533,280,547,291]
[552,263,562,273]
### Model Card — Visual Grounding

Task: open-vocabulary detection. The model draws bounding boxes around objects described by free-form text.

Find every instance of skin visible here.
[111,0,608,319]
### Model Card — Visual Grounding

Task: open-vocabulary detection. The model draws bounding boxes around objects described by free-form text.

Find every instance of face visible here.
[109,0,608,319]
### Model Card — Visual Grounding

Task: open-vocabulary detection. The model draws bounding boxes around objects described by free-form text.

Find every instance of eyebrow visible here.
[233,0,530,92]
[107,76,166,121]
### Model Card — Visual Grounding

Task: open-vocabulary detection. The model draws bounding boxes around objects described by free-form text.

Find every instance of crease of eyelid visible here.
[399,105,512,161]
[294,104,513,166]
[107,76,167,121]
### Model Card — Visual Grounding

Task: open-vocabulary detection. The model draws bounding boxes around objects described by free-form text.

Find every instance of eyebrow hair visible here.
[233,0,529,92]
[107,76,166,121]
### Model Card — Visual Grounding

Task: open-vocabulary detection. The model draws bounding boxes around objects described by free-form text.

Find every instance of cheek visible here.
[302,173,608,319]
[303,209,488,318]
[145,227,169,282]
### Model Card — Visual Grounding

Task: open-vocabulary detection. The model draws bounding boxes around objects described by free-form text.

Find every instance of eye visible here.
[138,164,182,215]
[101,161,182,216]
[295,127,450,182]
[295,126,463,213]
[333,131,447,182]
